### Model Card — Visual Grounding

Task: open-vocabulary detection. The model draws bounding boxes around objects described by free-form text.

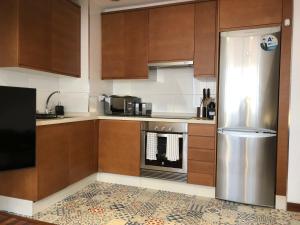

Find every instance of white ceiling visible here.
[96,0,194,11]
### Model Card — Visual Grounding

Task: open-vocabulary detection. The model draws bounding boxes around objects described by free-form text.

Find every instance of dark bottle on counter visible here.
[207,101,216,120]
[201,88,207,118]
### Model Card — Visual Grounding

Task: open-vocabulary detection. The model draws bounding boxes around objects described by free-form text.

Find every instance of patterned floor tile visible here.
[33,182,300,225]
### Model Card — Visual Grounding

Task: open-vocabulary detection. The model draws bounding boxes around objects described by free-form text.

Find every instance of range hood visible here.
[148,60,193,69]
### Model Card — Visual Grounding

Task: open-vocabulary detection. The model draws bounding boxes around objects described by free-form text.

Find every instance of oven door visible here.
[141,131,187,173]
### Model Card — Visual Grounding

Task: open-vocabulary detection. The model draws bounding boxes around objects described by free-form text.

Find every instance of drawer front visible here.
[188,148,215,162]
[189,136,215,149]
[188,124,215,137]
[188,172,214,186]
[188,160,214,174]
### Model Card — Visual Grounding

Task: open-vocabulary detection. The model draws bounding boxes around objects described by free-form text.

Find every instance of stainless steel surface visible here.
[102,95,141,116]
[142,121,188,133]
[45,91,60,114]
[141,121,188,174]
[141,169,187,182]
[135,103,152,116]
[217,27,281,207]
[218,27,281,132]
[216,130,276,207]
[148,60,193,69]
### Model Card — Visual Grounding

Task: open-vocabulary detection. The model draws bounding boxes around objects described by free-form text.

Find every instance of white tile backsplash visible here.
[113,68,217,114]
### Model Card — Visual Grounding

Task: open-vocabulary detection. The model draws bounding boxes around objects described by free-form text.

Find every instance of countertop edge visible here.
[36,115,216,126]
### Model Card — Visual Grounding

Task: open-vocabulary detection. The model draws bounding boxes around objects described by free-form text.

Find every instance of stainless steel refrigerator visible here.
[216,27,281,207]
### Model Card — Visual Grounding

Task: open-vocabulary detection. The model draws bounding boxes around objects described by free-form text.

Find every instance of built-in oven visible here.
[141,121,188,182]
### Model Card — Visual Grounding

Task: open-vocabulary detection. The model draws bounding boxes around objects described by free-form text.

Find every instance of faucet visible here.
[45,91,60,114]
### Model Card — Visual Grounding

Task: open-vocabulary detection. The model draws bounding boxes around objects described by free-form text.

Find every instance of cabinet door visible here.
[68,121,98,184]
[0,0,19,67]
[149,4,194,62]
[219,0,283,29]
[99,120,141,176]
[102,10,148,79]
[18,0,52,71]
[52,0,81,77]
[194,1,216,77]
[187,124,216,187]
[37,124,69,199]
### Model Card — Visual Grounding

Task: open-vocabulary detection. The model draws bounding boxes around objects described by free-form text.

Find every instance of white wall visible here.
[113,68,216,114]
[89,0,113,114]
[0,0,90,113]
[287,0,300,204]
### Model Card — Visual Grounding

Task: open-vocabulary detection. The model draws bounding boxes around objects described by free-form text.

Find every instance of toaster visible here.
[134,103,152,116]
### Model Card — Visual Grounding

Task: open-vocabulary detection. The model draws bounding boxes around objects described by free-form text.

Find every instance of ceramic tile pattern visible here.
[34,182,300,225]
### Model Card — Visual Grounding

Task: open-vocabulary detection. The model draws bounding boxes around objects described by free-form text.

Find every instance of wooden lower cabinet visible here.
[187,124,216,187]
[37,120,97,200]
[68,121,98,184]
[99,120,141,176]
[0,167,37,201]
[37,124,69,199]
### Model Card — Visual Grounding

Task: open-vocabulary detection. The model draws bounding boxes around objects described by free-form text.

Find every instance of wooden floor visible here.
[0,212,54,225]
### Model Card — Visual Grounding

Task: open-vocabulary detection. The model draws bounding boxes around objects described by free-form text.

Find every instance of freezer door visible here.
[218,27,281,131]
[216,131,276,207]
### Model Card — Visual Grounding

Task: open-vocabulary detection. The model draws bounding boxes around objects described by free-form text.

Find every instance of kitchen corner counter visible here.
[36,113,216,126]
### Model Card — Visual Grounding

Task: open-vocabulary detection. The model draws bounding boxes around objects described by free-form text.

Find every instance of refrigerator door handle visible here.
[218,128,277,134]
[217,130,277,138]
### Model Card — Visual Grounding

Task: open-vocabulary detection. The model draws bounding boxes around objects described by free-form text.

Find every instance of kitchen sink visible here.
[36,114,72,120]
[36,113,57,119]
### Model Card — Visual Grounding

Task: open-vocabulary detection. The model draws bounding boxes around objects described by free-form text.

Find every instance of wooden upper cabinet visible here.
[52,0,81,77]
[99,120,141,176]
[219,0,283,30]
[0,0,81,77]
[148,4,195,62]
[194,1,217,77]
[0,0,19,67]
[102,9,148,79]
[18,0,52,70]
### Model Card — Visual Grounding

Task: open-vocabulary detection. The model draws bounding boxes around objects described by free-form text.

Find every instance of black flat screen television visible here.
[0,86,36,171]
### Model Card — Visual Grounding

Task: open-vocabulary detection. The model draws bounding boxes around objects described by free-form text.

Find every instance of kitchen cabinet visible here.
[188,124,216,186]
[99,120,141,176]
[0,0,81,77]
[68,121,98,184]
[37,120,97,200]
[194,1,217,77]
[51,0,81,76]
[0,168,37,201]
[219,0,283,30]
[102,9,148,79]
[18,0,52,71]
[37,124,69,199]
[148,3,195,62]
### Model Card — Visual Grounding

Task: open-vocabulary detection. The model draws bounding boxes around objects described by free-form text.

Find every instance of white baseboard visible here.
[97,173,215,198]
[0,195,33,216]
[33,173,97,214]
[2,172,284,217]
[276,195,287,210]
